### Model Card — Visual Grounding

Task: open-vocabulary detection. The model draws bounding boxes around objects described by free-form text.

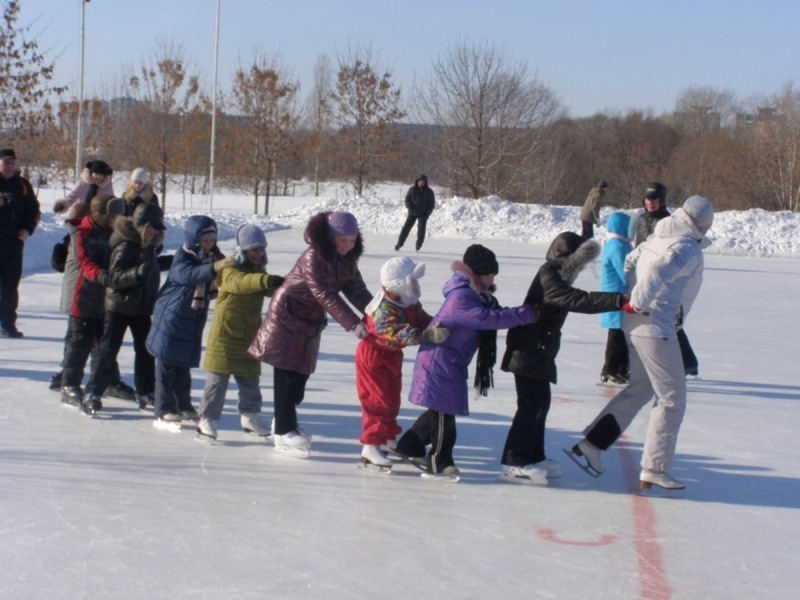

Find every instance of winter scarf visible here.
[183,244,219,309]
[473,289,499,398]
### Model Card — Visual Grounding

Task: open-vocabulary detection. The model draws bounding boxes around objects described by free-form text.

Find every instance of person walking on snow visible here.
[579,179,607,240]
[196,224,285,442]
[499,232,627,485]
[248,211,373,459]
[395,174,435,252]
[355,257,449,469]
[568,196,714,493]
[393,244,536,479]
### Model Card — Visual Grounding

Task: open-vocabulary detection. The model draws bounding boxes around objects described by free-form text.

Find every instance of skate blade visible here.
[496,473,548,486]
[596,381,626,388]
[420,472,460,483]
[384,448,428,472]
[273,446,311,459]
[639,481,686,498]
[195,431,217,443]
[562,447,601,478]
[153,419,181,433]
[242,429,272,441]
[358,459,392,474]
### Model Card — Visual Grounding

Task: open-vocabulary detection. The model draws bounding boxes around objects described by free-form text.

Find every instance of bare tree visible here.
[0,0,66,145]
[413,39,563,200]
[224,52,300,215]
[303,54,335,196]
[673,85,738,133]
[330,45,406,196]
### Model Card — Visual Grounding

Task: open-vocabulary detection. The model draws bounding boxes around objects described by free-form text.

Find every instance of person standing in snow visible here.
[53,160,114,214]
[248,211,373,458]
[599,211,636,385]
[579,180,608,240]
[569,196,714,492]
[123,168,159,216]
[394,174,435,252]
[146,216,235,430]
[635,181,700,376]
[499,233,626,485]
[196,224,285,442]
[355,257,449,469]
[392,245,536,478]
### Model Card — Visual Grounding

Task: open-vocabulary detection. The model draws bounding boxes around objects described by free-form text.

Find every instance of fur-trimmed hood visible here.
[545,232,600,285]
[80,167,112,189]
[448,260,495,295]
[303,211,364,264]
[109,215,164,251]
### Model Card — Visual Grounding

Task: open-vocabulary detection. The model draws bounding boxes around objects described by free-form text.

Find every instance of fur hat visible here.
[463,244,499,276]
[107,197,126,218]
[133,202,166,231]
[131,168,150,183]
[87,160,113,176]
[683,195,714,234]
[326,211,359,238]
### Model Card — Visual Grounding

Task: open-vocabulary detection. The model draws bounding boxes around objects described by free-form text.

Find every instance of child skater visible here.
[498,232,626,485]
[356,257,449,470]
[146,215,235,431]
[392,244,536,480]
[249,211,373,458]
[599,211,636,385]
[196,224,284,441]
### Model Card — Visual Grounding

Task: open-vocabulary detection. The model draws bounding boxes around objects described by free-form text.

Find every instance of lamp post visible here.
[209,0,221,211]
[74,0,90,180]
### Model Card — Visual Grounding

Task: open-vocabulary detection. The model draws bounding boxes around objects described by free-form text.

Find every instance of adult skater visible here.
[568,196,714,493]
[395,174,435,252]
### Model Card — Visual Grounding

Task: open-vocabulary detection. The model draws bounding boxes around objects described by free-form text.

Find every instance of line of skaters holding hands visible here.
[51,177,712,491]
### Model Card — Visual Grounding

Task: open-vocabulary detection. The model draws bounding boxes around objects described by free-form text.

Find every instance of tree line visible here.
[2,1,798,213]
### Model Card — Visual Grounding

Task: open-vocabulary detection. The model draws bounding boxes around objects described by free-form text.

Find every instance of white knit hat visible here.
[683,195,714,234]
[381,257,425,291]
[131,168,150,184]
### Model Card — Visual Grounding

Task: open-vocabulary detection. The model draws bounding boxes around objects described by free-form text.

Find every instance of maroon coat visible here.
[248,212,372,375]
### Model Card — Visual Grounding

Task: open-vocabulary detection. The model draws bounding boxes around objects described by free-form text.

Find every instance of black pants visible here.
[0,245,23,331]
[93,312,155,396]
[396,213,428,250]
[395,409,457,473]
[61,317,105,389]
[273,367,310,435]
[56,321,122,389]
[581,220,594,240]
[501,375,551,467]
[677,328,698,373]
[602,328,629,378]
[154,360,193,418]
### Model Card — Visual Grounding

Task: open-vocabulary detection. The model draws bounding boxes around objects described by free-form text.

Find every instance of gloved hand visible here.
[353,322,369,339]
[97,271,110,288]
[421,326,450,344]
[621,302,638,314]
[266,275,285,290]
[213,256,237,273]
[53,200,68,214]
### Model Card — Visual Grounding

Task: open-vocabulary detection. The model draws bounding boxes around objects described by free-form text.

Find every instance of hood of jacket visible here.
[606,211,632,239]
[545,232,600,285]
[445,261,493,296]
[184,215,218,252]
[653,207,712,248]
[303,211,364,263]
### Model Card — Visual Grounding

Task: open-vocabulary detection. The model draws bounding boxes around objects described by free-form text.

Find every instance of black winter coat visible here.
[104,217,163,316]
[501,232,623,384]
[635,205,670,247]
[0,172,40,252]
[404,178,435,218]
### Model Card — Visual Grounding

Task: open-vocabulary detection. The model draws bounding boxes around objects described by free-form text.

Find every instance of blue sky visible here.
[23,0,800,118]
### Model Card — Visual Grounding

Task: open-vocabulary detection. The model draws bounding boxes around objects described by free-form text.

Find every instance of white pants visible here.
[583,334,686,472]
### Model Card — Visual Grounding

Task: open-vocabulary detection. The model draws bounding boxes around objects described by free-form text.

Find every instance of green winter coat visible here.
[203,263,276,376]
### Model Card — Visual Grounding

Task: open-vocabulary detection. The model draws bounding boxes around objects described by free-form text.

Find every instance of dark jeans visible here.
[154,360,193,417]
[395,409,457,472]
[602,328,629,377]
[581,220,594,240]
[396,213,429,250]
[61,317,105,389]
[93,312,155,396]
[0,245,23,331]
[273,367,310,435]
[501,375,551,467]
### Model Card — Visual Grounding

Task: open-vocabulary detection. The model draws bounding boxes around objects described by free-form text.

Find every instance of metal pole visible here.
[74,0,88,179]
[209,0,221,211]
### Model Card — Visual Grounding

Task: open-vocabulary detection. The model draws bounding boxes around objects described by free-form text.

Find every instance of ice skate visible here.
[60,385,83,408]
[540,458,562,479]
[153,413,182,433]
[564,440,604,477]
[80,394,102,417]
[180,407,199,422]
[273,430,311,459]
[136,393,155,411]
[240,413,271,439]
[358,444,393,473]
[106,381,136,401]
[196,417,218,441]
[49,371,62,391]
[497,464,548,486]
[598,373,627,387]
[421,465,460,483]
[639,470,686,498]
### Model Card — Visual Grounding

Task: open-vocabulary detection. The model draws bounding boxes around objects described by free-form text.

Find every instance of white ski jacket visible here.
[622,208,710,339]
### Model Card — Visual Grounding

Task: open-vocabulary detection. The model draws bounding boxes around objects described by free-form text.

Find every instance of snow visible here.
[2,182,800,599]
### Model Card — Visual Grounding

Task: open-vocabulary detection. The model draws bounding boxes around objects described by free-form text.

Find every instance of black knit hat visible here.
[0,149,16,159]
[463,244,499,276]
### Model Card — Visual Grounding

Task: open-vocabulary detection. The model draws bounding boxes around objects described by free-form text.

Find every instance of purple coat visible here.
[408,264,534,416]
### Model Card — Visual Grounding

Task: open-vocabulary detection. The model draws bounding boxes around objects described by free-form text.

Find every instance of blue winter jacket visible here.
[408,265,534,416]
[146,215,219,368]
[600,211,632,330]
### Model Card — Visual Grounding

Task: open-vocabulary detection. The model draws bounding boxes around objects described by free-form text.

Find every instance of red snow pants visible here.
[355,338,404,445]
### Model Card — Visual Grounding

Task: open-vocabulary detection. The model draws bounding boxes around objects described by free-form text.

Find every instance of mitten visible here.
[621,302,638,314]
[421,326,450,344]
[266,275,285,290]
[353,322,369,339]
[53,199,68,214]
[97,271,110,288]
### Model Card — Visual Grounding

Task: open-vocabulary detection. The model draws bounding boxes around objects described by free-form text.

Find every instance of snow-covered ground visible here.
[2,183,799,599]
